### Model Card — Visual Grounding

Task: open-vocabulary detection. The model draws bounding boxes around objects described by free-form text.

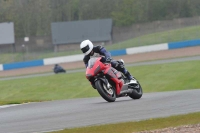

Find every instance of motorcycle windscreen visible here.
[88,58,98,68]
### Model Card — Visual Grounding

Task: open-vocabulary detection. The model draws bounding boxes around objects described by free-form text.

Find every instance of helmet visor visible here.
[81,45,90,53]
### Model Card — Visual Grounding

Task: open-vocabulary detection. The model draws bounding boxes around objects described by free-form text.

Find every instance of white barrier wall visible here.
[0,64,3,71]
[44,54,84,65]
[2,40,200,71]
[126,43,168,55]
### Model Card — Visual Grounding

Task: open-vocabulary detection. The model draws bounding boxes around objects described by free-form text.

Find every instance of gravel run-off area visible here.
[135,124,200,133]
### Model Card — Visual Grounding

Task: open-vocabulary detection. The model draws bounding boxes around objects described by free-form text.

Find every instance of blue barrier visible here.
[2,39,200,71]
[3,60,44,70]
[109,49,127,56]
[168,39,200,49]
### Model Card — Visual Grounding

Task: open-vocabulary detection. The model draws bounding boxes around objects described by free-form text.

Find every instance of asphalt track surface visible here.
[0,56,200,133]
[0,89,200,133]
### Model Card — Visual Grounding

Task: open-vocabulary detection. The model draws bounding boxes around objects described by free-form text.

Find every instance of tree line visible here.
[0,0,200,38]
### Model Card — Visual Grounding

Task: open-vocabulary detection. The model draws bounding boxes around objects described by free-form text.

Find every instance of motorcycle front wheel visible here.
[95,80,116,102]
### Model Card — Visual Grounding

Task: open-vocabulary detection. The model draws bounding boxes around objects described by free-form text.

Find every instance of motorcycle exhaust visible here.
[119,89,133,96]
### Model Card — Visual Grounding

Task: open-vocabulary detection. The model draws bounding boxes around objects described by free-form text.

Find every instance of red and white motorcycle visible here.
[86,57,143,102]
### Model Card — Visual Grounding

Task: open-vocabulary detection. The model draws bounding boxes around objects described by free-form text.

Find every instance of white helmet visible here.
[80,40,94,55]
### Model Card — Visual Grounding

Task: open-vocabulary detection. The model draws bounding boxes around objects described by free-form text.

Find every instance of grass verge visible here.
[106,25,200,50]
[0,60,199,105]
[52,112,200,133]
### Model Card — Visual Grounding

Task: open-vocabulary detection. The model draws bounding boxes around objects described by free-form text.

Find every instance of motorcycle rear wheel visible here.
[129,81,143,99]
[95,80,116,102]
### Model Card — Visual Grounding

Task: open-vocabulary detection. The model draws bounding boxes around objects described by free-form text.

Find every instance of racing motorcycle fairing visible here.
[86,57,143,101]
[86,57,123,95]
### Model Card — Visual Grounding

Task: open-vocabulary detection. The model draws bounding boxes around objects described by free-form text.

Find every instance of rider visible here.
[80,40,134,88]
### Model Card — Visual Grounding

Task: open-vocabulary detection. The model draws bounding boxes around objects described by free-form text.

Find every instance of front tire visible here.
[95,80,116,102]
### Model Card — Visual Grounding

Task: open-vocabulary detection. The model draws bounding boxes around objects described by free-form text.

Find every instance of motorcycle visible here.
[86,57,143,102]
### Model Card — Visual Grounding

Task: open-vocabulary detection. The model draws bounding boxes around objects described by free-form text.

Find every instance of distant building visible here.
[51,19,112,52]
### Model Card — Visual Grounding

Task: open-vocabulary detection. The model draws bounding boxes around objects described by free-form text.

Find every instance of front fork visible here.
[94,77,112,89]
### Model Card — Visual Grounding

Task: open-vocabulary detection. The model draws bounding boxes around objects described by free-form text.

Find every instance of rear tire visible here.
[129,81,143,99]
[95,80,116,102]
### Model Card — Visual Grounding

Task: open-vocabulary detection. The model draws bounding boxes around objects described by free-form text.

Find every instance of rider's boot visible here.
[123,70,136,84]
[124,70,134,81]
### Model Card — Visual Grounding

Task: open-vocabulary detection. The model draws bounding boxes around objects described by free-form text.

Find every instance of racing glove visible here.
[105,57,112,63]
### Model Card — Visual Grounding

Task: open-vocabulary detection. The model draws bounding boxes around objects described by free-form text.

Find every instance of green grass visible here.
[106,25,200,50]
[1,25,200,64]
[0,60,199,105]
[52,112,200,133]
